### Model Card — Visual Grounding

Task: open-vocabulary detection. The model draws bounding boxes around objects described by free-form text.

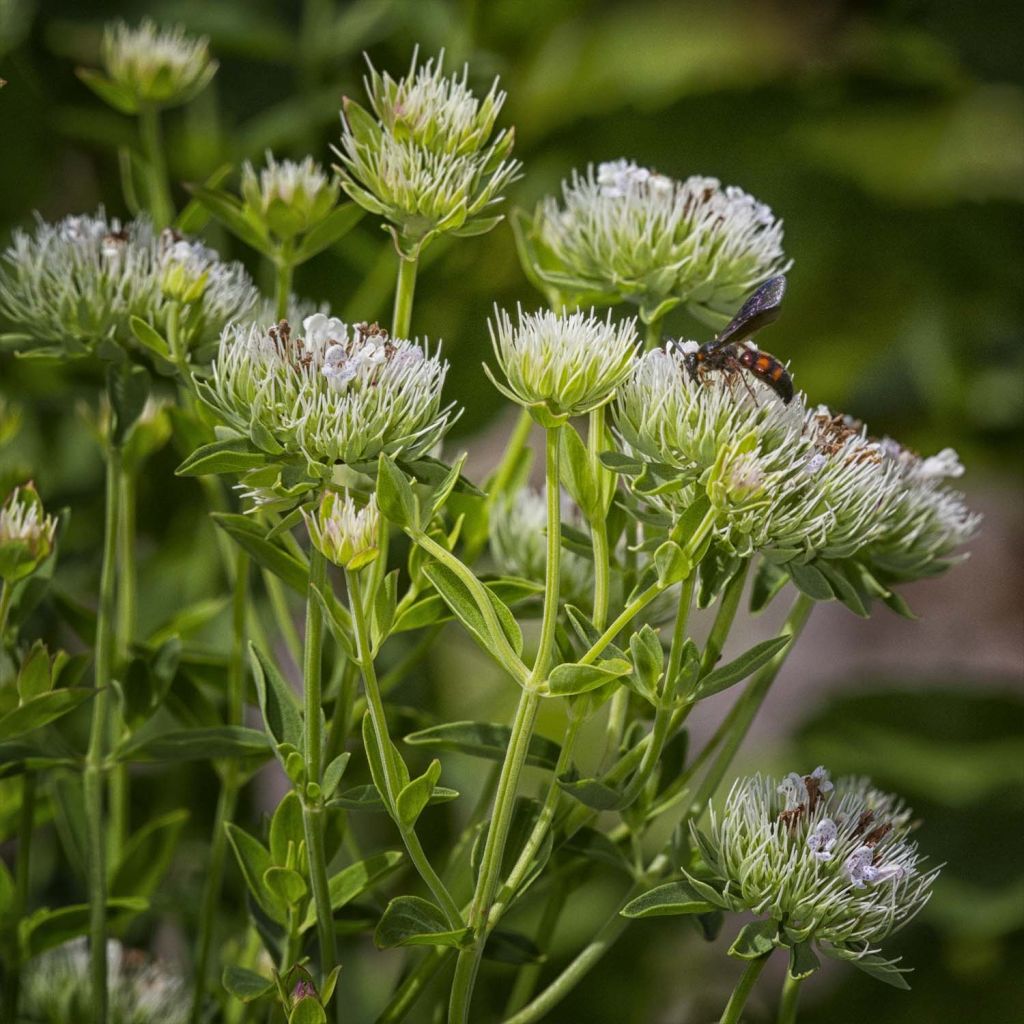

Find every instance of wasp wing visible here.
[712,275,787,349]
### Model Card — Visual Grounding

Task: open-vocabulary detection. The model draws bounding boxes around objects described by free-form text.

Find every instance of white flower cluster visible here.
[528,159,789,322]
[614,349,977,575]
[304,490,381,570]
[0,484,56,551]
[697,768,938,950]
[488,306,639,425]
[241,152,339,238]
[0,211,258,357]
[490,487,594,605]
[335,51,520,251]
[20,938,189,1024]
[205,313,454,468]
[102,19,217,109]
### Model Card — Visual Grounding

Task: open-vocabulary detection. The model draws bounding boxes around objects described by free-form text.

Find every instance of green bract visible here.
[335,51,521,255]
[304,492,380,571]
[487,307,638,426]
[80,19,217,113]
[241,153,341,242]
[202,313,454,502]
[0,483,56,584]
[0,212,258,360]
[695,768,938,956]
[516,159,790,324]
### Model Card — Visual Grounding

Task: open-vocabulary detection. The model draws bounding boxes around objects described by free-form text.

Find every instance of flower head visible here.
[487,307,638,426]
[519,160,789,323]
[241,152,340,240]
[335,50,520,254]
[20,938,188,1024]
[695,768,938,956]
[204,314,454,483]
[0,212,258,360]
[304,491,380,570]
[490,487,593,605]
[92,19,217,112]
[0,483,57,583]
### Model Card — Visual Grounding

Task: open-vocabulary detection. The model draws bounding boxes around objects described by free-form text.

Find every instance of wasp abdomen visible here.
[738,347,794,404]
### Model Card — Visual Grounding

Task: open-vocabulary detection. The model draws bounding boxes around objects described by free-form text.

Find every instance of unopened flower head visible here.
[20,938,188,1024]
[0,482,57,583]
[487,307,639,426]
[525,160,789,323]
[241,152,340,240]
[615,344,829,558]
[490,487,594,605]
[99,19,217,110]
[205,313,454,473]
[864,438,980,581]
[335,50,520,253]
[304,491,380,570]
[0,212,258,358]
[695,767,939,954]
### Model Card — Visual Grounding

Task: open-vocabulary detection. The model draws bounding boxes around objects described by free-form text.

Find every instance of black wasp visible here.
[680,275,794,404]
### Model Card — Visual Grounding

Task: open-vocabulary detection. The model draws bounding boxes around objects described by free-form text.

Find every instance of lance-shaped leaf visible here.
[111,809,189,899]
[20,899,148,959]
[0,688,95,741]
[176,438,273,477]
[250,644,303,752]
[729,918,779,959]
[396,758,443,827]
[222,965,275,1003]
[292,204,366,263]
[693,635,791,700]
[374,895,469,949]
[119,725,274,763]
[621,879,719,919]
[213,513,309,594]
[404,720,562,770]
[299,851,404,932]
[546,657,631,697]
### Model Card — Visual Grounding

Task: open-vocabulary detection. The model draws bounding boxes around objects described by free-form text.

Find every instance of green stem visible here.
[84,441,123,1024]
[190,551,249,1024]
[503,879,569,1017]
[391,254,418,338]
[1,771,36,1022]
[587,406,612,630]
[700,561,750,676]
[274,246,294,321]
[138,105,173,229]
[0,580,11,640]
[301,546,337,988]
[644,316,664,351]
[449,427,562,1024]
[719,955,770,1024]
[777,972,803,1024]
[346,567,463,926]
[375,948,452,1024]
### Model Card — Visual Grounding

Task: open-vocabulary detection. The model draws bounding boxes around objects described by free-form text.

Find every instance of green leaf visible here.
[653,540,692,588]
[322,752,351,800]
[846,951,912,989]
[788,940,820,980]
[17,641,53,702]
[263,865,307,904]
[326,783,458,812]
[111,809,189,899]
[404,720,562,770]
[559,424,599,519]
[556,769,626,810]
[729,918,779,959]
[421,562,523,658]
[225,824,281,923]
[176,438,272,477]
[694,635,791,700]
[0,688,94,741]
[621,880,719,918]
[269,790,305,866]
[185,184,272,255]
[250,644,303,750]
[20,899,148,959]
[289,997,327,1024]
[107,363,150,445]
[373,895,469,949]
[300,850,404,931]
[376,455,419,529]
[75,68,138,114]
[0,859,13,918]
[629,625,664,701]
[119,726,273,762]
[789,561,835,601]
[396,758,442,827]
[222,965,274,1002]
[293,204,366,263]
[129,316,171,362]
[213,513,309,594]
[750,557,789,614]
[547,657,632,697]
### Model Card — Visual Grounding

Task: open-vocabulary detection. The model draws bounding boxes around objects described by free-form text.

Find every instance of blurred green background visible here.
[0,1,1021,1022]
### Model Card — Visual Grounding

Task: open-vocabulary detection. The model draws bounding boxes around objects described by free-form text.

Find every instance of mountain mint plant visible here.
[0,28,978,1024]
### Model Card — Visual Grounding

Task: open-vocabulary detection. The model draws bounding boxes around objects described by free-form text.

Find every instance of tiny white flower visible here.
[808,817,839,861]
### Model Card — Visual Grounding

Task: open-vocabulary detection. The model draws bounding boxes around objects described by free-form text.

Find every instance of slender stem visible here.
[720,955,770,1024]
[85,442,123,1024]
[275,245,294,321]
[700,561,750,676]
[346,566,463,925]
[375,948,452,1024]
[190,551,249,1024]
[777,972,803,1024]
[0,772,36,1022]
[449,427,562,1024]
[580,582,662,666]
[300,546,337,989]
[503,879,569,1016]
[587,406,611,630]
[138,105,173,229]
[0,580,11,640]
[644,316,664,351]
[391,254,419,338]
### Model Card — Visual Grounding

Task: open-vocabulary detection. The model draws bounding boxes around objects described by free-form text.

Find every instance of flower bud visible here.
[304,492,380,571]
[241,153,340,241]
[93,19,217,112]
[487,307,638,426]
[335,50,520,255]
[0,483,57,584]
[520,159,789,324]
